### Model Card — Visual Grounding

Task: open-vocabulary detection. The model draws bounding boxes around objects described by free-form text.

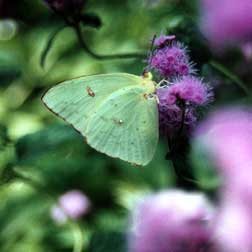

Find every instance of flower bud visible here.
[44,0,85,15]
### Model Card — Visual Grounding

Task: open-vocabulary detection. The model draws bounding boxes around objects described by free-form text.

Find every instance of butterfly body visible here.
[42,73,158,165]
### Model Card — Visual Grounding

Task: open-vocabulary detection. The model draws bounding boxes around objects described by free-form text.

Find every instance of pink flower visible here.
[194,108,252,198]
[59,190,91,219]
[200,0,252,49]
[194,108,252,252]
[51,190,91,222]
[159,76,212,105]
[157,77,213,137]
[128,190,216,252]
[149,41,193,79]
[51,205,68,224]
[157,102,197,137]
[241,42,252,62]
[154,35,176,47]
[214,193,252,252]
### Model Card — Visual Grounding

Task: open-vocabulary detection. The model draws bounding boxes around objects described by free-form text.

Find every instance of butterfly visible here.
[42,72,159,166]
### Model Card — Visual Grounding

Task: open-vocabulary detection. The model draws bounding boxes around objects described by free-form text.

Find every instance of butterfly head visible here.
[142,71,156,94]
[142,70,153,80]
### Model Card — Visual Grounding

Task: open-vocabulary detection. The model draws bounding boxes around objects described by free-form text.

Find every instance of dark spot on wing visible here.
[113,118,124,125]
[130,162,141,167]
[86,86,95,97]
[143,93,148,99]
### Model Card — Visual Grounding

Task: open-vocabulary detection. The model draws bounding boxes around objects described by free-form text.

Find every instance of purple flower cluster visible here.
[149,35,213,138]
[149,41,193,79]
[157,88,197,137]
[157,77,212,137]
[159,76,212,106]
[128,190,217,252]
[154,35,176,48]
[51,190,91,224]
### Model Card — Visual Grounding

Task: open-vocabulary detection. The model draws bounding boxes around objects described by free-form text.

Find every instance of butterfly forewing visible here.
[42,73,142,135]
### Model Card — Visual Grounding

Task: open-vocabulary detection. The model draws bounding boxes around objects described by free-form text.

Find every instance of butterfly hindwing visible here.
[85,86,159,165]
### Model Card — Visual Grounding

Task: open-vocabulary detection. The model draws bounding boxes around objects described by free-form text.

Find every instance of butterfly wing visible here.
[85,86,159,166]
[42,73,142,134]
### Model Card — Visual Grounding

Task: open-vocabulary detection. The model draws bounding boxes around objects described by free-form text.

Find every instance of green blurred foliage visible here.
[0,0,251,251]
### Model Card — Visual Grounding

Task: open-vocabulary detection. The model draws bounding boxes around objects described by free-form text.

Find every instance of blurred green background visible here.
[0,0,251,251]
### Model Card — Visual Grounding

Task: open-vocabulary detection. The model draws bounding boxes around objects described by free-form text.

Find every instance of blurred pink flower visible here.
[214,193,252,252]
[128,190,216,252]
[51,190,91,223]
[241,42,252,62]
[194,108,252,198]
[51,205,68,224]
[200,0,252,49]
[194,108,252,252]
[59,190,91,219]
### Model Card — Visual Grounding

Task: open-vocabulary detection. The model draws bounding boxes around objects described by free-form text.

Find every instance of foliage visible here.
[0,0,251,251]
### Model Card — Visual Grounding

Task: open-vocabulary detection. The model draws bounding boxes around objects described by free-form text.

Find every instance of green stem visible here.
[74,24,146,60]
[71,222,84,252]
[209,60,251,97]
[41,24,67,68]
[177,101,186,136]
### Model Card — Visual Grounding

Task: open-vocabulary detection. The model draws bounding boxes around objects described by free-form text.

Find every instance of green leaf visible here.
[89,231,126,252]
[190,139,221,191]
[209,60,252,97]
[0,51,21,87]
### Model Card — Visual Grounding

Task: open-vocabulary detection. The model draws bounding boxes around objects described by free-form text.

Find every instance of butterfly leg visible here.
[157,79,170,88]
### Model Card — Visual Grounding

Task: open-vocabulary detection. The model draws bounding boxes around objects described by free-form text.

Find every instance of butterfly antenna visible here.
[143,34,156,76]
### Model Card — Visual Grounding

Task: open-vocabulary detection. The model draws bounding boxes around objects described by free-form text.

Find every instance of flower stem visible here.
[41,24,67,68]
[74,24,146,60]
[177,101,186,136]
[209,60,252,97]
[166,137,197,190]
[71,222,84,252]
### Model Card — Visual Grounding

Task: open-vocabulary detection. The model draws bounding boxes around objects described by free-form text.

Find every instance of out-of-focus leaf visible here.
[114,183,151,210]
[190,140,221,191]
[114,143,175,189]
[0,182,51,252]
[89,231,126,252]
[0,124,8,148]
[210,60,252,97]
[15,124,116,203]
[81,13,102,28]
[16,124,81,162]
[0,51,21,87]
